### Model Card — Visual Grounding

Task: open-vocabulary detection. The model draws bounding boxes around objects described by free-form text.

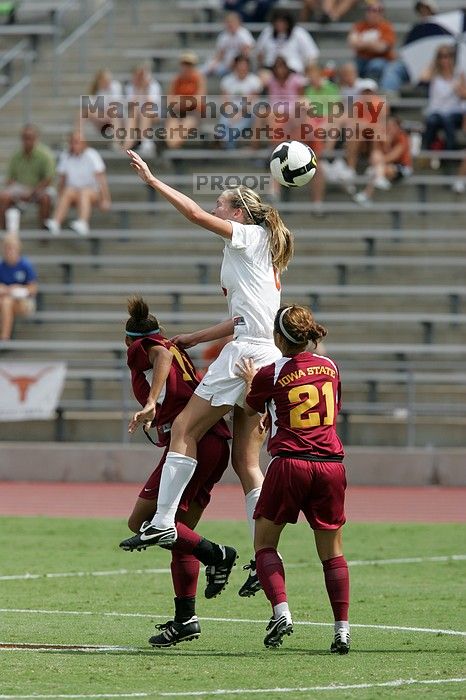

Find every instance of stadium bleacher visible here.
[0,0,465,448]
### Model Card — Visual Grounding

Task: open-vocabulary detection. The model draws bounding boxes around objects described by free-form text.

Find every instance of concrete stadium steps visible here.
[23,237,466,259]
[15,321,466,347]
[3,0,464,449]
[0,406,464,447]
[24,294,460,316]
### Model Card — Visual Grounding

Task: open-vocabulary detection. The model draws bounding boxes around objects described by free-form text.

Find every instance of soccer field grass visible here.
[1,518,465,699]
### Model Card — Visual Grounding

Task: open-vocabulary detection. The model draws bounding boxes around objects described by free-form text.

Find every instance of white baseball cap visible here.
[357,78,378,93]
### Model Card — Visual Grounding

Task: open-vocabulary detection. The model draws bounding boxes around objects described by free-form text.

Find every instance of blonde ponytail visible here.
[225,186,294,272]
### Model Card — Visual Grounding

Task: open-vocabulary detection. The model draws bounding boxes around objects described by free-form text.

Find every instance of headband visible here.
[126,328,160,337]
[277,308,302,344]
[236,188,254,222]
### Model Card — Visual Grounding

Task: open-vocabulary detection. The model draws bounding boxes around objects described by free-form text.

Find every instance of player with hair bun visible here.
[237,305,350,653]
[121,296,237,648]
[122,149,294,598]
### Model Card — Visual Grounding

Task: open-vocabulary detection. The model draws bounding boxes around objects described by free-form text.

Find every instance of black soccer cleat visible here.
[204,545,238,599]
[330,627,350,655]
[238,558,263,597]
[119,521,177,552]
[263,614,293,648]
[149,616,201,648]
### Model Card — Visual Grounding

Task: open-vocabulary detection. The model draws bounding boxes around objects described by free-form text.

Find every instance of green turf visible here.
[0,518,465,699]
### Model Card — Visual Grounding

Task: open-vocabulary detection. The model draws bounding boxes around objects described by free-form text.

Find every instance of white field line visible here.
[0,644,139,653]
[1,554,465,582]
[0,677,465,698]
[0,609,465,637]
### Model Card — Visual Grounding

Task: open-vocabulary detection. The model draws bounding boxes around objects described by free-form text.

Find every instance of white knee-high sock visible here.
[151,452,197,529]
[245,487,261,541]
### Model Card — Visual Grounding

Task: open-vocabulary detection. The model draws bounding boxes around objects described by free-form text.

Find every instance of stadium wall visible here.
[1,443,465,486]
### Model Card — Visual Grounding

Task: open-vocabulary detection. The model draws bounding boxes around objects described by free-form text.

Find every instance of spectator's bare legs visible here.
[0,191,13,229]
[36,191,52,228]
[363,147,384,198]
[300,0,321,21]
[0,189,52,230]
[0,296,30,340]
[165,116,197,149]
[345,137,360,172]
[323,0,358,21]
[77,188,99,224]
[51,187,79,226]
[311,164,325,204]
[0,294,15,339]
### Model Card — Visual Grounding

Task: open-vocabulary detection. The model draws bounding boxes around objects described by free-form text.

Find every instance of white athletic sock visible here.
[245,487,261,541]
[273,602,292,622]
[335,620,350,632]
[151,452,197,529]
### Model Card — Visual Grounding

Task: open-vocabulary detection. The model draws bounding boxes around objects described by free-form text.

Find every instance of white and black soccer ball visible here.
[269,141,317,188]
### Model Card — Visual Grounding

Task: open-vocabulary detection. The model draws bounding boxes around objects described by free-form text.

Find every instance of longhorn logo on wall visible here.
[0,363,66,421]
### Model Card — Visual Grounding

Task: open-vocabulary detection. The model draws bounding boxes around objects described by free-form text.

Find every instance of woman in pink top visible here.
[261,56,306,144]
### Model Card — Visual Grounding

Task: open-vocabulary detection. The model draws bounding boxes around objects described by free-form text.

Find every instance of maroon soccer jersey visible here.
[246,351,344,458]
[127,334,230,445]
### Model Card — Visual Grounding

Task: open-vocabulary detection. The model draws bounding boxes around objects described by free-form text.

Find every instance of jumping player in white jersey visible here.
[120,150,294,596]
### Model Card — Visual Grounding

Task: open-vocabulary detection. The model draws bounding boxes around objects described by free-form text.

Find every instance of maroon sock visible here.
[172,521,202,553]
[170,549,200,599]
[256,547,287,606]
[322,555,350,622]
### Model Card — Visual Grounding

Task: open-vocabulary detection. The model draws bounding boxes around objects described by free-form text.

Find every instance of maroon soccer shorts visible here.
[139,432,230,512]
[254,456,347,529]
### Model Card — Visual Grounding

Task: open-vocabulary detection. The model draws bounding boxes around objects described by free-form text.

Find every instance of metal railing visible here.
[0,39,33,122]
[53,0,114,95]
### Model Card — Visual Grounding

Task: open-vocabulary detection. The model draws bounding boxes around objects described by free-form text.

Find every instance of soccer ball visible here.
[269,141,317,188]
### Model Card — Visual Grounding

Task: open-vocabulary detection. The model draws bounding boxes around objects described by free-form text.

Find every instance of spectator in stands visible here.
[380,0,438,95]
[260,55,306,147]
[348,0,396,84]
[337,61,367,97]
[218,55,262,149]
[0,233,37,341]
[223,0,278,23]
[125,63,161,157]
[300,0,359,23]
[87,69,123,142]
[44,132,111,237]
[165,52,207,150]
[420,45,466,151]
[302,64,341,212]
[255,9,319,79]
[303,63,341,117]
[353,114,412,205]
[203,12,255,77]
[322,78,381,187]
[0,125,55,231]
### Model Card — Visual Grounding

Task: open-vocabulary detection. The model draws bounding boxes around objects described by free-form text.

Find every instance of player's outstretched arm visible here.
[171,318,235,349]
[127,150,233,238]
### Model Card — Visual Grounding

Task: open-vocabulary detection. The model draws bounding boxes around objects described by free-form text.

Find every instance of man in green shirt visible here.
[0,124,55,230]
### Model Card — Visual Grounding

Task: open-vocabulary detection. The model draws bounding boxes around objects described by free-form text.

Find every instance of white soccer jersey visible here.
[220,221,281,342]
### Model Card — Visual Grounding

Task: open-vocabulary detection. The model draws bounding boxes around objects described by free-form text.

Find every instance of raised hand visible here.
[127,149,155,185]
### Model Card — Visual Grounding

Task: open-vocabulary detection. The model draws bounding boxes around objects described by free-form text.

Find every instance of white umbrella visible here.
[400,9,466,83]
